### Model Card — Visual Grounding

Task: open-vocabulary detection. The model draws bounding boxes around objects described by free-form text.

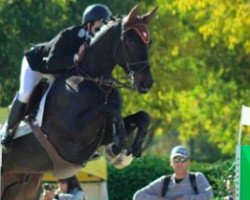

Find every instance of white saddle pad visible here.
[0,82,53,139]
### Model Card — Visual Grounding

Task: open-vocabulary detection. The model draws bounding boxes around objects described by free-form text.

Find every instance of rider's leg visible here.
[1,56,42,152]
[0,96,27,152]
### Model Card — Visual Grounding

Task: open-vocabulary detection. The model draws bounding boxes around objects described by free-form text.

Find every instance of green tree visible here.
[1,0,250,160]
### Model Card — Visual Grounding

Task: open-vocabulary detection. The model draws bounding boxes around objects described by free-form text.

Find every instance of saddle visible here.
[25,80,51,126]
[0,81,50,139]
[1,80,84,178]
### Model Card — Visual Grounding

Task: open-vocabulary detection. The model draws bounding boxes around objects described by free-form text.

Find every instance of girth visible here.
[29,121,83,179]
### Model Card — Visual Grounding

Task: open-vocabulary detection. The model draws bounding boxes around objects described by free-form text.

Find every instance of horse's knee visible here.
[113,117,126,147]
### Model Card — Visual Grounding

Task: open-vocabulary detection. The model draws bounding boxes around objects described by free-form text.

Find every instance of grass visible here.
[0,107,8,124]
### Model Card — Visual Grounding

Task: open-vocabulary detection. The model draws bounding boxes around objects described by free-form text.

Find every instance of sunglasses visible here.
[173,157,188,163]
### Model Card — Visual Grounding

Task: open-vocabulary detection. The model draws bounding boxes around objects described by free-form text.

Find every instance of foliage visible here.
[108,155,235,200]
[140,0,250,158]
[1,0,250,160]
[0,107,8,124]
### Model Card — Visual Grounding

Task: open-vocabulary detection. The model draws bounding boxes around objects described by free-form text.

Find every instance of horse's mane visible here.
[90,16,124,46]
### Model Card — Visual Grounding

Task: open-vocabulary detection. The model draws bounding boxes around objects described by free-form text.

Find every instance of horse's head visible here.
[82,5,157,94]
[112,5,157,94]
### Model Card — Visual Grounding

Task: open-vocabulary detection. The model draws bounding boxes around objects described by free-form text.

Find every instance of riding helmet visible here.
[82,4,112,24]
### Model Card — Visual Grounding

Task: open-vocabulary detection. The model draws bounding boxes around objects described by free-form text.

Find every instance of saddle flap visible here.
[26,81,49,117]
[26,81,52,127]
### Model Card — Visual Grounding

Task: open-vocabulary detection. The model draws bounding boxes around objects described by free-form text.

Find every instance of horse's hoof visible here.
[132,148,142,158]
[104,145,116,163]
[113,150,134,169]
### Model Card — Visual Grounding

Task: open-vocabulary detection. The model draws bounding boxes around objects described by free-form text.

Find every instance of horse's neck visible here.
[80,23,120,78]
[81,51,114,78]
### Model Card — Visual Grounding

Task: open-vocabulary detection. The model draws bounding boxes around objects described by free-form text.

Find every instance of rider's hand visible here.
[74,43,88,64]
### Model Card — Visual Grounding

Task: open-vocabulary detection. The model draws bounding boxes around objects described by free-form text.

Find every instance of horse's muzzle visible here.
[134,68,153,94]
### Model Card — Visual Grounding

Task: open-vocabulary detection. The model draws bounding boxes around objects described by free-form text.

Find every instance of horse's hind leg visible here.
[123,111,150,157]
[1,173,43,200]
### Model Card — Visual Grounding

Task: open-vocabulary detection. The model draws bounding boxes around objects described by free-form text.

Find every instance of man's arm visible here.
[133,176,168,200]
[183,172,214,200]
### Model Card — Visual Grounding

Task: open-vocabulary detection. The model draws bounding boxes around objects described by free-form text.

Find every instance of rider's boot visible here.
[1,97,26,153]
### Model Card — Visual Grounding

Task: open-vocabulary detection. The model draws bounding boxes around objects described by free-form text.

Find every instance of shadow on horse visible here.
[1,5,157,200]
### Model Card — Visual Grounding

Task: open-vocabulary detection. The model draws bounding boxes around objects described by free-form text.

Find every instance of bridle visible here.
[76,19,151,92]
[112,22,150,83]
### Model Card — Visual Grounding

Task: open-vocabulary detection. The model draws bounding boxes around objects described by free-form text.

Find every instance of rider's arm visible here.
[45,29,78,71]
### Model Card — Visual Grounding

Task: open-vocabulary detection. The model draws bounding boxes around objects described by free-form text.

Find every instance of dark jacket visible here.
[25,25,91,74]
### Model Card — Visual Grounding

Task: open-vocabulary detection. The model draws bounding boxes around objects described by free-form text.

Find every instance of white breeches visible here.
[18,56,54,103]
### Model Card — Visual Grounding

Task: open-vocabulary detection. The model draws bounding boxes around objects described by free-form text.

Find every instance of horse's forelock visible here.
[123,16,150,44]
[90,18,121,46]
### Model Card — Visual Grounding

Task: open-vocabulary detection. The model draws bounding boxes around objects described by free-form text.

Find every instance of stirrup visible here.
[1,133,14,153]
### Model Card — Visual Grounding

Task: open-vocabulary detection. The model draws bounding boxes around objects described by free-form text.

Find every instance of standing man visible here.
[133,145,214,200]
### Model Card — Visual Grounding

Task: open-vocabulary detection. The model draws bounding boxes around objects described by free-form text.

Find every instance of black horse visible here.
[1,5,157,200]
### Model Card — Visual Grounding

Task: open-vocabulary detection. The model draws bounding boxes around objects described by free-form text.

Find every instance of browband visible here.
[125,24,150,44]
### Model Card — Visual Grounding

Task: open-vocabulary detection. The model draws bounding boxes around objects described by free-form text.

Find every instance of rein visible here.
[75,66,135,91]
[75,67,135,105]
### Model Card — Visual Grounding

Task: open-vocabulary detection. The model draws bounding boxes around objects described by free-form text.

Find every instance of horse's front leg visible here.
[111,114,127,153]
[104,111,150,168]
[123,111,150,157]
[104,100,127,153]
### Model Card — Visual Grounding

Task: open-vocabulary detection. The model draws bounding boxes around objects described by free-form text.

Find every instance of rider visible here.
[0,4,112,152]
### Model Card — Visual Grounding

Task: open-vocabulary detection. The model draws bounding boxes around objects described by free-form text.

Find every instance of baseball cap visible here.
[170,145,190,159]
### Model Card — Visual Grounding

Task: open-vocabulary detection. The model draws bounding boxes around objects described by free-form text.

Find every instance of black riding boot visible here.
[1,98,26,152]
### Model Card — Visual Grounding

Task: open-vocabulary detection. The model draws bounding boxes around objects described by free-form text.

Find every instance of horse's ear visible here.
[142,6,158,24]
[124,5,139,24]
